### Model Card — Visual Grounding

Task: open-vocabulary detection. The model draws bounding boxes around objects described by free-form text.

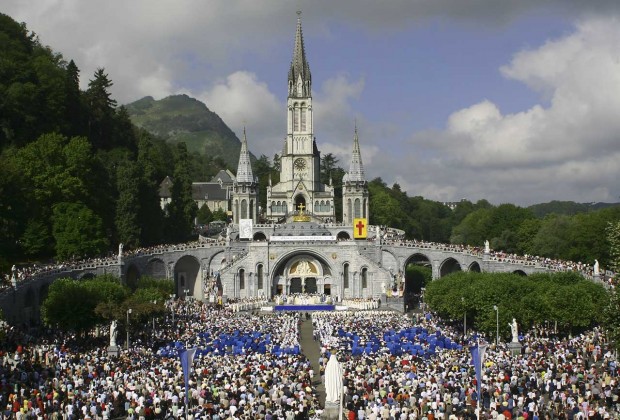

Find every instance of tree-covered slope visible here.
[126,95,245,168]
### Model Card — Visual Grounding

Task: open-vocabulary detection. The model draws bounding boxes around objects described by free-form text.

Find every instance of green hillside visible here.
[126,95,244,168]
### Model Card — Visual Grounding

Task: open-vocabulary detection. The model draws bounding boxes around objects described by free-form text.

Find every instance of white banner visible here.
[270,236,337,242]
[239,219,253,239]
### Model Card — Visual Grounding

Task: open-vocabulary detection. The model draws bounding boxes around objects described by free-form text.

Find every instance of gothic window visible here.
[283,203,288,214]
[314,201,319,212]
[293,104,299,131]
[300,104,306,131]
[239,269,245,290]
[257,264,264,290]
[271,201,275,213]
[363,199,367,218]
[354,198,361,218]
[343,263,349,289]
[362,267,368,289]
[249,199,254,220]
[241,199,248,219]
[347,199,352,223]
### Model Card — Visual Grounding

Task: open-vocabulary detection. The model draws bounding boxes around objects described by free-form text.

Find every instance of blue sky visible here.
[4,1,620,205]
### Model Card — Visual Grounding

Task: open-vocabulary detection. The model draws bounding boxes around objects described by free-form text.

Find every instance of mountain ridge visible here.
[126,94,247,169]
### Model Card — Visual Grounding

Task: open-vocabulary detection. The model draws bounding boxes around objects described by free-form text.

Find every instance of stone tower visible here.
[232,127,258,223]
[266,11,335,222]
[342,125,369,225]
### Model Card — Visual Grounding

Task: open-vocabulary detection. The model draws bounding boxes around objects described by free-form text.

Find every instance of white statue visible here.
[484,240,490,254]
[510,318,519,343]
[109,320,118,347]
[381,282,386,294]
[118,243,123,258]
[325,354,343,403]
[594,259,600,276]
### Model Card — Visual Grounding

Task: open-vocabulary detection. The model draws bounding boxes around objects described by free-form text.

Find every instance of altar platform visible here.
[273,304,335,311]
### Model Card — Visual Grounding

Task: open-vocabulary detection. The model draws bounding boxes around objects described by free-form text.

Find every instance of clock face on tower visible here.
[294,158,306,172]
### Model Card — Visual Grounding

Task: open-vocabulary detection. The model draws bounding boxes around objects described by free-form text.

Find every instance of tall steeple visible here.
[288,11,311,97]
[235,127,255,184]
[342,123,369,225]
[232,127,258,223]
[346,123,366,182]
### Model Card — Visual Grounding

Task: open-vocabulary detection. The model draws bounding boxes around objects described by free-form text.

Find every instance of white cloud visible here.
[390,16,620,204]
[198,71,282,156]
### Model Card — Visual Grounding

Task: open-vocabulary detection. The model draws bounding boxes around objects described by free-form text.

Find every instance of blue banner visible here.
[469,343,488,398]
[179,348,196,405]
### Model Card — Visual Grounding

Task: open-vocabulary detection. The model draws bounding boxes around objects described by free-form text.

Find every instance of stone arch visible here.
[270,249,333,297]
[80,272,96,280]
[126,264,140,289]
[145,258,167,279]
[336,231,350,240]
[513,269,527,276]
[174,255,200,298]
[403,253,432,297]
[208,251,226,275]
[253,232,267,241]
[440,258,462,278]
[468,261,482,273]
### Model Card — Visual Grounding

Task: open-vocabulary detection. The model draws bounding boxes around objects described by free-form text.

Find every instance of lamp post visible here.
[493,305,499,346]
[169,294,176,323]
[462,297,466,338]
[152,300,157,335]
[126,308,132,351]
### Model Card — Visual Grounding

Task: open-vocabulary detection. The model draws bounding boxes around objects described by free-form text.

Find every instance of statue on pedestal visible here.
[510,318,519,343]
[594,259,600,276]
[484,240,490,254]
[109,320,118,347]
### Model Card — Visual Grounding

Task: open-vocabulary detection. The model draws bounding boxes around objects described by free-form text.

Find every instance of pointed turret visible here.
[235,127,255,184]
[232,127,258,223]
[342,124,369,225]
[345,124,366,182]
[288,11,311,97]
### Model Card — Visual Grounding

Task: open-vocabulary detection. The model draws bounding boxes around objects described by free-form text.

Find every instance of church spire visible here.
[235,127,255,184]
[346,123,366,182]
[288,11,311,97]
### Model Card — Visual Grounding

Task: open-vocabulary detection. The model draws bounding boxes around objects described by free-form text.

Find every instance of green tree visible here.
[450,208,492,246]
[86,67,117,149]
[52,202,108,259]
[165,143,198,242]
[196,203,213,225]
[115,161,142,249]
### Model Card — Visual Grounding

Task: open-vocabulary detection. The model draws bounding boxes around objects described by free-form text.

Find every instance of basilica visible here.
[218,12,389,299]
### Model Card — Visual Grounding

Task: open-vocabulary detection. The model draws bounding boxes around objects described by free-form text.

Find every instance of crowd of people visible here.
[0,299,324,419]
[312,310,619,419]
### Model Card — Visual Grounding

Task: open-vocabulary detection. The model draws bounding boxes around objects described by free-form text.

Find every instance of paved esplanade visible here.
[299,316,326,407]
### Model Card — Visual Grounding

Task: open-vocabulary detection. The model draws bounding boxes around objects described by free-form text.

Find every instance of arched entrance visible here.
[440,258,462,278]
[294,195,307,213]
[271,252,332,297]
[289,260,318,293]
[175,255,200,298]
[403,253,432,311]
[469,262,482,273]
